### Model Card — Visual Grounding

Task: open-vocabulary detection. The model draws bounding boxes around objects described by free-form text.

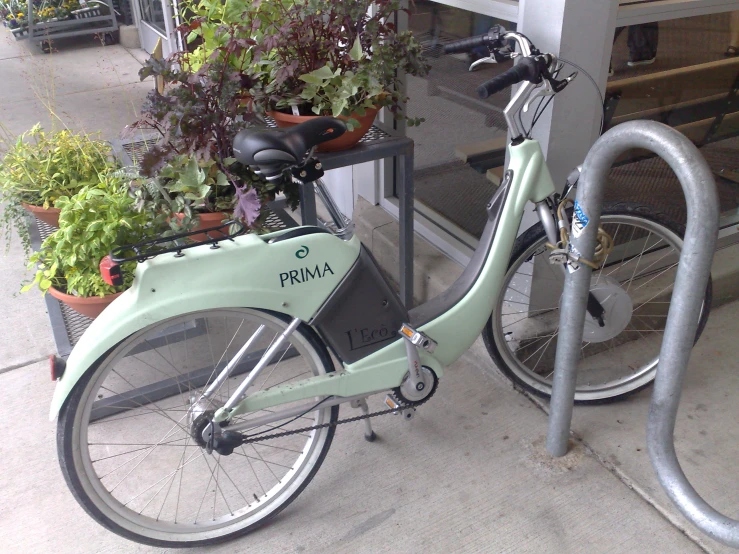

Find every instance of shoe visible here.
[627,56,656,67]
[725,45,739,57]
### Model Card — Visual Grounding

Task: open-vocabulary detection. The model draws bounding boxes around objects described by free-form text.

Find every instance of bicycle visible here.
[50,27,711,547]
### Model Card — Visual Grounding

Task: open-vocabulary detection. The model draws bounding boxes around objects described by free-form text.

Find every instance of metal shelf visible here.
[11,0,117,45]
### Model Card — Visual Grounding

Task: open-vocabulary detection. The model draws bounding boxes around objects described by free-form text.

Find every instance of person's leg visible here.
[627,22,658,66]
[726,11,739,56]
[609,27,626,76]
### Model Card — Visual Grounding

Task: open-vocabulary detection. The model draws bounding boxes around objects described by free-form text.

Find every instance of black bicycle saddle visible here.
[233,117,347,168]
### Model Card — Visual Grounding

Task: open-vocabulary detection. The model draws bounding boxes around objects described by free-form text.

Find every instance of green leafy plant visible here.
[0,124,115,254]
[247,0,429,130]
[297,55,384,129]
[0,124,113,207]
[23,176,166,298]
[128,154,241,231]
[132,55,290,227]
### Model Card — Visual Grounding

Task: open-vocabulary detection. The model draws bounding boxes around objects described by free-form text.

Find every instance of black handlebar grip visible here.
[476,57,540,99]
[443,34,491,54]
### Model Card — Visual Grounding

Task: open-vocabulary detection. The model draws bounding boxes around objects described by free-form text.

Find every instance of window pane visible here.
[605,11,739,228]
[405,2,515,241]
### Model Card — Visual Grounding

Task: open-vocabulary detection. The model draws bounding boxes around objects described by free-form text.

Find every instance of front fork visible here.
[535,193,606,326]
[536,198,560,247]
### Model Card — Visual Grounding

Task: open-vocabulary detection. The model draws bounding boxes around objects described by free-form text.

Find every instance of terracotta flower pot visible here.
[175,211,230,242]
[268,107,379,152]
[48,286,123,319]
[21,202,61,228]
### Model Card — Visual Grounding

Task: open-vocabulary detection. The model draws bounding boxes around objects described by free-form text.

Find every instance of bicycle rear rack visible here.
[545,120,739,547]
[110,221,245,263]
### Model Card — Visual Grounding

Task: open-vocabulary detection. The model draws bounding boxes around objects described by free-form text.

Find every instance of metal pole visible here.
[398,148,415,308]
[299,179,318,226]
[546,121,739,547]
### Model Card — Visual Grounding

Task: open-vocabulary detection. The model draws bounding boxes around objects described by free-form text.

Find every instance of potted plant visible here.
[2,0,30,34]
[128,154,260,241]
[246,0,430,150]
[132,54,294,230]
[23,175,169,318]
[0,124,115,254]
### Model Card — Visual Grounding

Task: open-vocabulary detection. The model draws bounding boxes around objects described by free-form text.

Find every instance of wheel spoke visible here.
[63,309,337,544]
[490,212,705,404]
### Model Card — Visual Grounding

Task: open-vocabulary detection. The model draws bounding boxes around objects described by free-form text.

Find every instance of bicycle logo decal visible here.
[295,245,310,259]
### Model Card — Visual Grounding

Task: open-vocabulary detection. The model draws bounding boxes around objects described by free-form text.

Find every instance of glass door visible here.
[135,0,180,57]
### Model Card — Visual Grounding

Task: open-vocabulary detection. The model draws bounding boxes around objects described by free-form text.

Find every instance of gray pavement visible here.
[2,26,739,554]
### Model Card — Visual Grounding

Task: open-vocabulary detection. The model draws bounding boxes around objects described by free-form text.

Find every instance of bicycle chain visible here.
[238,386,437,445]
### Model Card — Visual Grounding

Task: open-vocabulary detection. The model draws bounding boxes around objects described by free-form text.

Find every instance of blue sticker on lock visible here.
[572,200,589,239]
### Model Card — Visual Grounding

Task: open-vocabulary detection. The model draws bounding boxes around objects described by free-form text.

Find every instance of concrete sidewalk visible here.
[1,28,739,554]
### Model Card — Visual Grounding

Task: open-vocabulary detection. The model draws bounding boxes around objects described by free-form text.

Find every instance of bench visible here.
[453,56,739,181]
[604,56,739,163]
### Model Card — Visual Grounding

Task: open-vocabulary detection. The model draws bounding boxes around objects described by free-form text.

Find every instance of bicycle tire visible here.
[58,308,338,547]
[482,202,712,404]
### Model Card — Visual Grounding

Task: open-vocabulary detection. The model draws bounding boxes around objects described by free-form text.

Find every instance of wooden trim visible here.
[610,92,728,125]
[606,57,739,97]
[617,0,739,26]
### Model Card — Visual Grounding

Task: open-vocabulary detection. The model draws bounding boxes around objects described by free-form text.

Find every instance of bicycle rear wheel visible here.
[483,202,712,404]
[58,308,338,547]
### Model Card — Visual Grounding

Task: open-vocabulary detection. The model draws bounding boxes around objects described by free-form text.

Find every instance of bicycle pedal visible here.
[384,395,400,410]
[384,395,416,421]
[398,324,437,353]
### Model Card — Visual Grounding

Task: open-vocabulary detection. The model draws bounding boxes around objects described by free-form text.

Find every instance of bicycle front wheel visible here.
[483,202,712,404]
[58,308,338,547]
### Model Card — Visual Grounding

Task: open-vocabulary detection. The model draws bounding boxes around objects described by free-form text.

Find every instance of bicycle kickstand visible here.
[350,398,377,442]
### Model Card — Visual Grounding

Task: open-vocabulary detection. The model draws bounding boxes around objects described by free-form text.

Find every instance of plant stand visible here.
[11,0,118,50]
[30,219,92,358]
[301,124,416,307]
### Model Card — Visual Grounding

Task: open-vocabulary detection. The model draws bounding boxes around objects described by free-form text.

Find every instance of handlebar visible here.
[443,34,497,55]
[477,56,543,99]
[444,28,575,138]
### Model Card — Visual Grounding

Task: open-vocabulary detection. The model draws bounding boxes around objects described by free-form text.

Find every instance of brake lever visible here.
[469,56,497,72]
[468,48,515,72]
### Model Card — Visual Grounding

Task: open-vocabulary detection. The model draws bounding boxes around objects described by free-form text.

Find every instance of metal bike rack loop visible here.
[544,120,739,548]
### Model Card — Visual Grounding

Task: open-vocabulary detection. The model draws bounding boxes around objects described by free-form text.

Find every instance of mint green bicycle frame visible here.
[48,136,555,421]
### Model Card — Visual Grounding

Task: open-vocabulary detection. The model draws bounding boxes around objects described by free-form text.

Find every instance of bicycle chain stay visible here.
[235,386,438,446]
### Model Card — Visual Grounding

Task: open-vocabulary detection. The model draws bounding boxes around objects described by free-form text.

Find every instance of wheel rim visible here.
[493,214,689,402]
[68,309,334,543]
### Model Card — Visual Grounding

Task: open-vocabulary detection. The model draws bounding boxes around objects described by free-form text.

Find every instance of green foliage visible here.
[128,155,243,231]
[247,0,430,126]
[0,124,113,208]
[23,176,166,298]
[176,0,429,127]
[0,124,115,256]
[133,56,286,225]
[298,63,381,131]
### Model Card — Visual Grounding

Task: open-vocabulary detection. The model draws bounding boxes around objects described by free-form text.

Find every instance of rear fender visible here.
[49,231,361,419]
